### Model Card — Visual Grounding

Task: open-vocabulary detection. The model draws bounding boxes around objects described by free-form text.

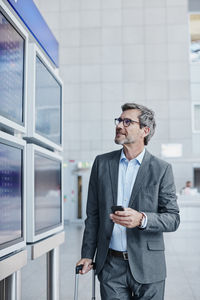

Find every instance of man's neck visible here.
[123,144,145,161]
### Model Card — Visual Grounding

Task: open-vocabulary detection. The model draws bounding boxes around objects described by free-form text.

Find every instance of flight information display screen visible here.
[0,142,23,248]
[0,11,25,125]
[34,152,62,234]
[35,56,62,145]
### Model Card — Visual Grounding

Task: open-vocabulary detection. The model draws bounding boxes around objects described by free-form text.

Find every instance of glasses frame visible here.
[114,117,140,127]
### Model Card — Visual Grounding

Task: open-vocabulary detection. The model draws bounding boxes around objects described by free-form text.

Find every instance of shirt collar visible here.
[120,148,146,165]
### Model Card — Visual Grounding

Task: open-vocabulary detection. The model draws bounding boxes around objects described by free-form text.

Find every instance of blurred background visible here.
[33,0,200,220]
[32,1,200,299]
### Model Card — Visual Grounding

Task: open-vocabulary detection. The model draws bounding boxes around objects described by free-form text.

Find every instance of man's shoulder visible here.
[96,149,121,161]
[147,151,171,169]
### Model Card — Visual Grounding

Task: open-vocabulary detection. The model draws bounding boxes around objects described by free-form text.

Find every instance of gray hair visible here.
[121,103,156,145]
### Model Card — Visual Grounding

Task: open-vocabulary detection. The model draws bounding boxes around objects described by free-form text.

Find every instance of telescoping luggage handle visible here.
[74,263,96,300]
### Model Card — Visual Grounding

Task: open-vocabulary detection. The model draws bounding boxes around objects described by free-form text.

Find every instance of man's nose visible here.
[116,121,124,129]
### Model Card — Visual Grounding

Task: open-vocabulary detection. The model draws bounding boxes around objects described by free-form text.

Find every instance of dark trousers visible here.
[98,255,165,300]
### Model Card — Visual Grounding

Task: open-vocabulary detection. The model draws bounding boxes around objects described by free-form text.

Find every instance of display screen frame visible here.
[26,144,63,243]
[0,1,28,133]
[34,150,62,236]
[26,43,63,152]
[0,131,26,259]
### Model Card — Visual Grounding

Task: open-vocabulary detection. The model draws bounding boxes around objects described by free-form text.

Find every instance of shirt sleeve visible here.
[139,212,148,229]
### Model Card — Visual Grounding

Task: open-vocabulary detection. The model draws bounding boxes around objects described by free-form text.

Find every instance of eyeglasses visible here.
[114,118,140,127]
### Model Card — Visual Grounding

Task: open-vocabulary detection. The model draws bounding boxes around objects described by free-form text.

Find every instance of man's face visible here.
[186,181,192,188]
[114,109,147,146]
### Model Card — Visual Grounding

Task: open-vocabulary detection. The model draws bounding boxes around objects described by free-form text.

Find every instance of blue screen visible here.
[35,56,62,145]
[0,11,25,125]
[34,152,61,234]
[0,142,22,247]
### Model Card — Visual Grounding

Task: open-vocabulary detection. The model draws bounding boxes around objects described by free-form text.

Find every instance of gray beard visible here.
[114,137,134,145]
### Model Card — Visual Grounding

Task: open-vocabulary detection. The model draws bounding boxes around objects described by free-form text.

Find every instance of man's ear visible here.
[143,126,150,137]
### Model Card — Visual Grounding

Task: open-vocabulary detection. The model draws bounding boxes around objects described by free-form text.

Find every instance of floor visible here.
[21,200,200,300]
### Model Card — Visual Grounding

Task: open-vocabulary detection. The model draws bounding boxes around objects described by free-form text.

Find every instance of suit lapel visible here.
[108,149,122,205]
[128,150,152,208]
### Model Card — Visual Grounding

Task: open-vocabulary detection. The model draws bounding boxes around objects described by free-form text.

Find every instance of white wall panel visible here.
[122,9,144,26]
[102,46,122,64]
[102,65,122,82]
[102,83,123,101]
[102,27,122,45]
[60,29,80,48]
[123,63,145,81]
[81,47,101,64]
[144,8,166,25]
[61,11,80,28]
[144,26,167,43]
[122,27,144,44]
[190,64,200,83]
[60,0,80,11]
[102,0,121,9]
[34,0,192,199]
[102,9,122,27]
[145,44,167,62]
[80,0,101,10]
[123,82,145,100]
[144,0,166,7]
[123,45,144,63]
[80,10,101,27]
[168,62,190,80]
[191,84,200,100]
[167,6,188,25]
[80,28,101,46]
[80,102,101,121]
[145,81,168,100]
[80,83,101,102]
[167,25,189,43]
[168,44,189,61]
[80,65,101,82]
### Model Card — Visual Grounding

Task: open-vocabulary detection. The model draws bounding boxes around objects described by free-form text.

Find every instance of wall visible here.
[34,0,193,193]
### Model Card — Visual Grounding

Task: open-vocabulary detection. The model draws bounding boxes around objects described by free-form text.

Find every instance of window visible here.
[193,103,200,132]
[190,14,200,62]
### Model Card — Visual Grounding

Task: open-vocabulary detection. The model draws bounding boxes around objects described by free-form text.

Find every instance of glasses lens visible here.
[123,119,131,127]
[115,118,119,126]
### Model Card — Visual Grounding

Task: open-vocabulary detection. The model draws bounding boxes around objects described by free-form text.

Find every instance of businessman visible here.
[77,103,180,299]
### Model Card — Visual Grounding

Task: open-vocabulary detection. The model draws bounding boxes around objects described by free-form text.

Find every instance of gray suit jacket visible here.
[81,149,180,284]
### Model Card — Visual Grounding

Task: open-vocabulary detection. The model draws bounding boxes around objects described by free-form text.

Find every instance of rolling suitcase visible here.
[74,263,96,300]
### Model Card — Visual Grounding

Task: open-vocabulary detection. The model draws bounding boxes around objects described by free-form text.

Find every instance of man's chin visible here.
[114,138,124,145]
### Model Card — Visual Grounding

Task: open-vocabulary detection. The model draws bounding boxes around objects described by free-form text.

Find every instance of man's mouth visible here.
[116,130,125,136]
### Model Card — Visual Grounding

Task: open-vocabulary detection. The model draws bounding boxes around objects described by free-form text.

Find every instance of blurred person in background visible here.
[180,180,198,196]
[77,103,180,300]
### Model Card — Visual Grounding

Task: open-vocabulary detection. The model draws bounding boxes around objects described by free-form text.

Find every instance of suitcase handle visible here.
[75,262,96,274]
[76,264,84,274]
[74,263,96,300]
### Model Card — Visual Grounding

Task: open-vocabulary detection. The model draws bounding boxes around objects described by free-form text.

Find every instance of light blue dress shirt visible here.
[109,148,146,251]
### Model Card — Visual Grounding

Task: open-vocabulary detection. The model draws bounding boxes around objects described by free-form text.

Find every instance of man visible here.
[77,103,180,300]
[180,180,193,195]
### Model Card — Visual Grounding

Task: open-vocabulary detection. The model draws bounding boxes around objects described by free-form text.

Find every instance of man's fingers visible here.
[76,258,93,275]
[82,263,92,274]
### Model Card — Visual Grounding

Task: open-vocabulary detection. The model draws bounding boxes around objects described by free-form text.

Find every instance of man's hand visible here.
[110,208,143,228]
[76,258,93,274]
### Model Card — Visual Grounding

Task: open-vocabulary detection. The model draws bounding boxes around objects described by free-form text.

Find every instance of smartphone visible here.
[111,205,124,214]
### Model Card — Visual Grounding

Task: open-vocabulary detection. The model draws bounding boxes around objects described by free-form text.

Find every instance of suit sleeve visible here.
[81,157,99,259]
[144,164,180,232]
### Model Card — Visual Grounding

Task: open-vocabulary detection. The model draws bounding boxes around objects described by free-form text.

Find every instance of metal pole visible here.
[0,279,5,300]
[92,268,96,300]
[5,273,16,300]
[47,247,59,300]
[15,271,21,300]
